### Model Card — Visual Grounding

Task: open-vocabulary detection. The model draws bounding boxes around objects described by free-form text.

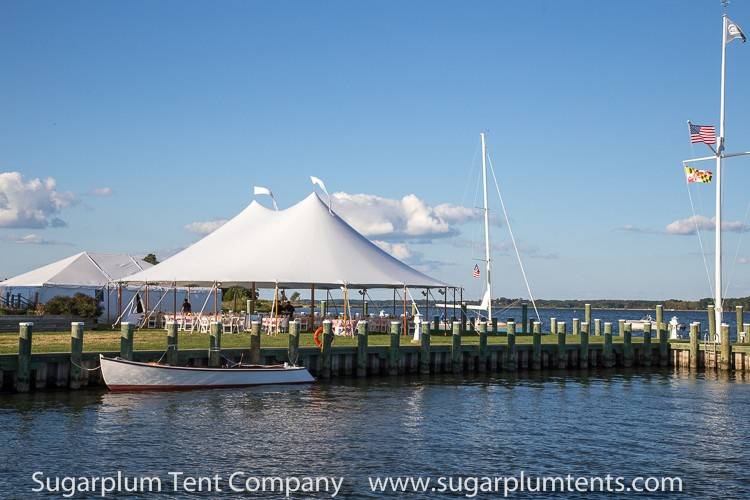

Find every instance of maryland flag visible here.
[684,166,713,183]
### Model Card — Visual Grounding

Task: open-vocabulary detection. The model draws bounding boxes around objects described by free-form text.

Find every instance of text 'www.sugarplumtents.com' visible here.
[367,473,684,497]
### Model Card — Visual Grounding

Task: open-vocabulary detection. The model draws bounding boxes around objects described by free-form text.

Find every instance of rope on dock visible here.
[70,360,101,372]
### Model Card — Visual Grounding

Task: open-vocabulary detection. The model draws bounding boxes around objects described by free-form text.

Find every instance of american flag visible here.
[472,264,481,278]
[690,123,716,145]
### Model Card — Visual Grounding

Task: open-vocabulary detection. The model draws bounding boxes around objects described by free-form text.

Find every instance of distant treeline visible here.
[491,297,750,311]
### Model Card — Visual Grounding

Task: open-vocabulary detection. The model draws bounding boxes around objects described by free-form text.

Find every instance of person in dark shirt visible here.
[181,298,192,314]
[283,300,295,319]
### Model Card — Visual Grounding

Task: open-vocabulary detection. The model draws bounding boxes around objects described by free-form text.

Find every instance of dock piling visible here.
[478,321,488,373]
[572,318,580,336]
[70,322,84,389]
[250,320,261,364]
[209,322,222,367]
[708,305,716,342]
[451,321,462,373]
[389,321,400,376]
[720,323,731,371]
[659,318,669,367]
[642,321,652,367]
[623,322,633,368]
[594,318,601,336]
[550,317,557,337]
[584,304,592,329]
[521,303,528,334]
[557,321,567,369]
[289,320,300,366]
[737,306,744,339]
[16,322,33,392]
[580,321,589,368]
[506,321,517,371]
[420,322,430,375]
[689,322,699,370]
[603,322,614,368]
[321,320,333,378]
[166,321,178,365]
[120,321,134,361]
[357,320,368,377]
[532,321,541,370]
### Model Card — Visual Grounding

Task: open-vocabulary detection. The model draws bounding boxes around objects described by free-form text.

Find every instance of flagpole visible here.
[715,14,728,335]
[480,132,492,321]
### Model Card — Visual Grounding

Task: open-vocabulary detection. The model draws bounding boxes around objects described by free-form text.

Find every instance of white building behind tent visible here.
[0,252,217,322]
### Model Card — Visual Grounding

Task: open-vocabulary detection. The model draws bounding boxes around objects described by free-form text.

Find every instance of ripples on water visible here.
[1,371,748,498]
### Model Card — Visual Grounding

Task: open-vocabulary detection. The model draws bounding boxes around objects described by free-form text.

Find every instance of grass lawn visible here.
[0,328,643,355]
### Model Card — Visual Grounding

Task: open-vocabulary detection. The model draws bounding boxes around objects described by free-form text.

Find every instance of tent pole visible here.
[393,288,396,317]
[106,284,110,324]
[117,283,122,320]
[144,284,149,321]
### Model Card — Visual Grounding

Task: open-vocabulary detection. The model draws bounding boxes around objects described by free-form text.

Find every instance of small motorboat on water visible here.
[99,355,315,391]
[628,315,655,331]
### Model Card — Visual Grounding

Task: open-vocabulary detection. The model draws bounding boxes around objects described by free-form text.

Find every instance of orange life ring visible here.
[313,326,324,348]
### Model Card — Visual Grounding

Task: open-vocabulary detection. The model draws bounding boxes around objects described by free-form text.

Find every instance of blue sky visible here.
[2,0,750,300]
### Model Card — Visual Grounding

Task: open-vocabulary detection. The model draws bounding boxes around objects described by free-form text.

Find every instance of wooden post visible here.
[744,323,750,343]
[420,321,430,375]
[708,304,716,342]
[250,282,256,314]
[288,320,300,366]
[166,320,178,365]
[689,322,700,370]
[506,321,517,371]
[584,303,591,330]
[572,318,580,336]
[603,322,614,368]
[120,321,134,361]
[357,320,368,377]
[321,320,333,378]
[209,321,222,367]
[594,318,601,336]
[460,302,467,335]
[736,305,744,340]
[310,284,315,329]
[250,320,261,364]
[491,317,498,335]
[720,323,731,371]
[642,321,652,368]
[623,322,633,368]
[478,321,488,373]
[659,316,669,367]
[580,321,589,369]
[550,317,557,337]
[432,315,439,335]
[656,304,664,336]
[557,321,566,369]
[16,322,32,392]
[451,320,462,373]
[532,321,541,370]
[389,321,400,376]
[618,319,625,337]
[70,322,84,389]
[521,303,528,334]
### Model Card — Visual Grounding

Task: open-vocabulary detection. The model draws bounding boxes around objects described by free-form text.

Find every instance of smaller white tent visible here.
[0,252,215,322]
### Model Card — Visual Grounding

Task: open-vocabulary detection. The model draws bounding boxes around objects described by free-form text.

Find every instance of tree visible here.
[143,253,159,265]
[290,291,301,302]
[44,293,103,319]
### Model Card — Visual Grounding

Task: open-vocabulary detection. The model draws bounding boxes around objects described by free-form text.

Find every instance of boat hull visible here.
[100,355,315,391]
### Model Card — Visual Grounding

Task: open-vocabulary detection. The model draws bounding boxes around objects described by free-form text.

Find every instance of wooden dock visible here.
[2,307,750,392]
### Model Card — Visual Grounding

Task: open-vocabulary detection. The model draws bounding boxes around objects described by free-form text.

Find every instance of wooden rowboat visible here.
[100,355,315,391]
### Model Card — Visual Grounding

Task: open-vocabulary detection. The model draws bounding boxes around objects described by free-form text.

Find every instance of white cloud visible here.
[665,215,748,235]
[373,240,412,260]
[332,192,479,241]
[0,172,76,228]
[184,219,228,235]
[2,233,72,246]
[91,187,113,196]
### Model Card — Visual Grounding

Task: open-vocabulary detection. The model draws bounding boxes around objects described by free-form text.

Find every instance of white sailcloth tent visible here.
[0,252,214,321]
[123,192,446,289]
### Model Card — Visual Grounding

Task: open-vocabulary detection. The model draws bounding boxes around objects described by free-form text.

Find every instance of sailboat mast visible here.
[715,14,728,331]
[480,132,492,321]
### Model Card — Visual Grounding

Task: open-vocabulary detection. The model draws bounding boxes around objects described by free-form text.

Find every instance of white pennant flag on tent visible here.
[310,176,332,213]
[253,185,278,210]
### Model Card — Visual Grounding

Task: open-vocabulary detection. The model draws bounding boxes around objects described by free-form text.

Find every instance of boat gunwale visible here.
[99,354,309,373]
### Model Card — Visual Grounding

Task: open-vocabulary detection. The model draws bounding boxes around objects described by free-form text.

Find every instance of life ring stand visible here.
[313,326,324,348]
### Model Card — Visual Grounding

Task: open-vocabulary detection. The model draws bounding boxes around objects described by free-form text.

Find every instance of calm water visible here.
[1,371,749,498]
